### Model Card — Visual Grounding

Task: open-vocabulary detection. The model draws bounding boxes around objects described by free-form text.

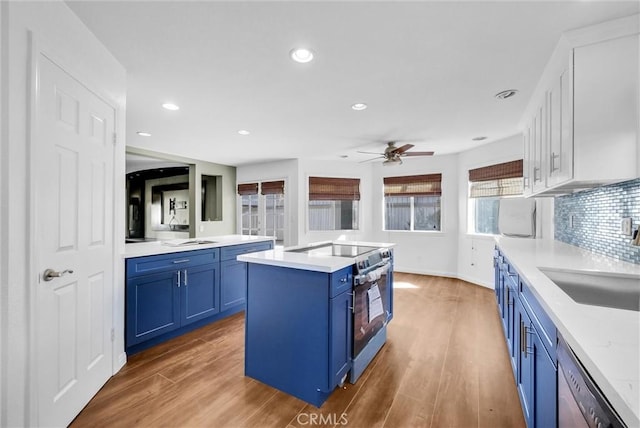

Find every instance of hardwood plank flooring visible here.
[71,273,525,428]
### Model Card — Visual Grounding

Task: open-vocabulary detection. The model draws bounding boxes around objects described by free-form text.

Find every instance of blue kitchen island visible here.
[238,241,394,407]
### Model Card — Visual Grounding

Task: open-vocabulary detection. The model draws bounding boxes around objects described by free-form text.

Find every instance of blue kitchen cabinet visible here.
[126,248,220,350]
[220,241,274,311]
[126,270,181,345]
[245,263,354,407]
[495,246,557,428]
[220,259,247,310]
[181,262,220,325]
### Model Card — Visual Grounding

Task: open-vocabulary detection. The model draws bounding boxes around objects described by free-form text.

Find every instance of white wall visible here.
[297,159,374,246]
[0,2,126,425]
[456,135,554,287]
[371,155,460,277]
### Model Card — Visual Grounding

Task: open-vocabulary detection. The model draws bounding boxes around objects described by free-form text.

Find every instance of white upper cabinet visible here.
[520,14,639,196]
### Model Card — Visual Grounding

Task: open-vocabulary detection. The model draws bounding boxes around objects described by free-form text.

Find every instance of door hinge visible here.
[110,328,115,342]
[112,133,117,146]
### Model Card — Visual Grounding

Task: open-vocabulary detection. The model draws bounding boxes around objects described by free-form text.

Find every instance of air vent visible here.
[495,89,519,100]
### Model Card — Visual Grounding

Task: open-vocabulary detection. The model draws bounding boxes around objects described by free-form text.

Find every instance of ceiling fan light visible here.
[383,158,401,166]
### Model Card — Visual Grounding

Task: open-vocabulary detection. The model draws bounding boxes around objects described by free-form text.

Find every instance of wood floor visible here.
[71,273,525,428]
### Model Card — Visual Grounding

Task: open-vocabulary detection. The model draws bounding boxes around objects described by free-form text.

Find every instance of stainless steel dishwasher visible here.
[557,334,626,428]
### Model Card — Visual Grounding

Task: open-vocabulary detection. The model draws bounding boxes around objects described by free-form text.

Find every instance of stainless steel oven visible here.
[557,334,625,428]
[352,248,392,357]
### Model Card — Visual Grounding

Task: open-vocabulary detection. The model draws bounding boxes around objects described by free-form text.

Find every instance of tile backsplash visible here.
[555,178,640,264]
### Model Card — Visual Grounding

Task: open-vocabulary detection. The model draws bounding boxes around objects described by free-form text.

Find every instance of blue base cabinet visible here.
[244,263,354,407]
[126,240,273,355]
[494,247,557,428]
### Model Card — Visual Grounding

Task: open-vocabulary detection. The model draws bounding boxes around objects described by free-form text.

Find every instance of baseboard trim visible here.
[394,267,494,290]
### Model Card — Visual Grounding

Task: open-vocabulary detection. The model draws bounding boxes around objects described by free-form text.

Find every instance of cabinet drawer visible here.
[220,241,274,261]
[127,248,220,277]
[520,278,557,362]
[330,266,353,298]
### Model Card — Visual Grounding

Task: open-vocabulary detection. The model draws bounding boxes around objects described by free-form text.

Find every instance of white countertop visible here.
[123,235,274,258]
[495,237,640,427]
[238,241,395,273]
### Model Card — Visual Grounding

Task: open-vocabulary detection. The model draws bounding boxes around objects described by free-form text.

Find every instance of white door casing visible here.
[33,49,115,427]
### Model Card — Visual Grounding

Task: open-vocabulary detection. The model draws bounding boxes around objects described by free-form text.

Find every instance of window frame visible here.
[306,175,361,232]
[383,174,443,233]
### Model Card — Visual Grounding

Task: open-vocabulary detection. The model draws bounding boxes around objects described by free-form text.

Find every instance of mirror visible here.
[151,182,190,231]
[202,175,223,221]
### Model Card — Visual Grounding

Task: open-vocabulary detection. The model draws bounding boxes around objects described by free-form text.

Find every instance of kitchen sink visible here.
[538,267,640,312]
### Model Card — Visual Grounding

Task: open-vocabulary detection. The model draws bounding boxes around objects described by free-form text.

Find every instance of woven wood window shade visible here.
[309,177,360,201]
[468,160,523,198]
[383,174,442,197]
[261,180,285,195]
[237,183,258,195]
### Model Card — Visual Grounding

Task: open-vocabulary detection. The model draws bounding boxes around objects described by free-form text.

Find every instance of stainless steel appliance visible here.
[557,334,625,428]
[352,248,392,356]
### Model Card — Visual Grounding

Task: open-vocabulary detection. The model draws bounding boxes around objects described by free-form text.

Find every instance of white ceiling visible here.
[67,1,639,167]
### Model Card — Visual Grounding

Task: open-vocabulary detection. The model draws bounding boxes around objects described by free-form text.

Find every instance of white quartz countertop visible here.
[238,241,395,273]
[123,235,274,258]
[495,237,640,427]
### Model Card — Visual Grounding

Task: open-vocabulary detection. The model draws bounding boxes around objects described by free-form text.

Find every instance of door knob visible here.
[43,268,74,282]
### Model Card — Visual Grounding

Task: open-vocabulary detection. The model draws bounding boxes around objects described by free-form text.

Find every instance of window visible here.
[384,174,442,231]
[308,177,360,230]
[468,160,523,235]
[238,181,286,244]
[238,183,259,236]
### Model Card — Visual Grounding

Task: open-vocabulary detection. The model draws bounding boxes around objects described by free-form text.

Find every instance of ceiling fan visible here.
[358,142,434,165]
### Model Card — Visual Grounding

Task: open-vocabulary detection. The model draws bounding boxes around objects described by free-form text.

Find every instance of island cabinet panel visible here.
[245,263,354,407]
[495,246,557,428]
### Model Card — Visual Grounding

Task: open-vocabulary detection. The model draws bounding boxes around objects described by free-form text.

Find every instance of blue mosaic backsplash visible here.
[555,178,640,264]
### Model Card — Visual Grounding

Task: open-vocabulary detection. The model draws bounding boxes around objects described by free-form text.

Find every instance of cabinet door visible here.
[532,103,547,193]
[532,328,557,428]
[181,263,220,326]
[220,259,248,311]
[329,290,352,389]
[516,298,534,428]
[547,69,573,187]
[506,283,517,373]
[126,270,180,346]
[523,126,533,196]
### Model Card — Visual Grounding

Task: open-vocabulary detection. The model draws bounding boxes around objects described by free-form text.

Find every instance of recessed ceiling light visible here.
[137,131,152,137]
[351,103,368,111]
[238,130,250,136]
[494,89,518,100]
[472,136,487,141]
[290,48,314,63]
[340,155,348,158]
[162,103,180,111]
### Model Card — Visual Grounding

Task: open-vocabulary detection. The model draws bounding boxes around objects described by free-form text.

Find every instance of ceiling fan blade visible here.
[392,143,414,154]
[358,156,384,163]
[357,150,384,155]
[402,151,435,157]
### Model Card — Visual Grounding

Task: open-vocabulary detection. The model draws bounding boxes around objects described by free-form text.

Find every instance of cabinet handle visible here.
[177,270,181,288]
[533,167,541,182]
[525,326,534,355]
[520,321,525,355]
[183,269,188,286]
[173,259,190,264]
[349,292,355,313]
[550,152,560,173]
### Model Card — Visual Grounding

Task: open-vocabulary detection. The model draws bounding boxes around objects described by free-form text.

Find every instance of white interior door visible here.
[34,52,115,427]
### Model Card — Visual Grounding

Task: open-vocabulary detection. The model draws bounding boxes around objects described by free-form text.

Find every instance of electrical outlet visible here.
[569,214,575,229]
[621,217,633,235]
